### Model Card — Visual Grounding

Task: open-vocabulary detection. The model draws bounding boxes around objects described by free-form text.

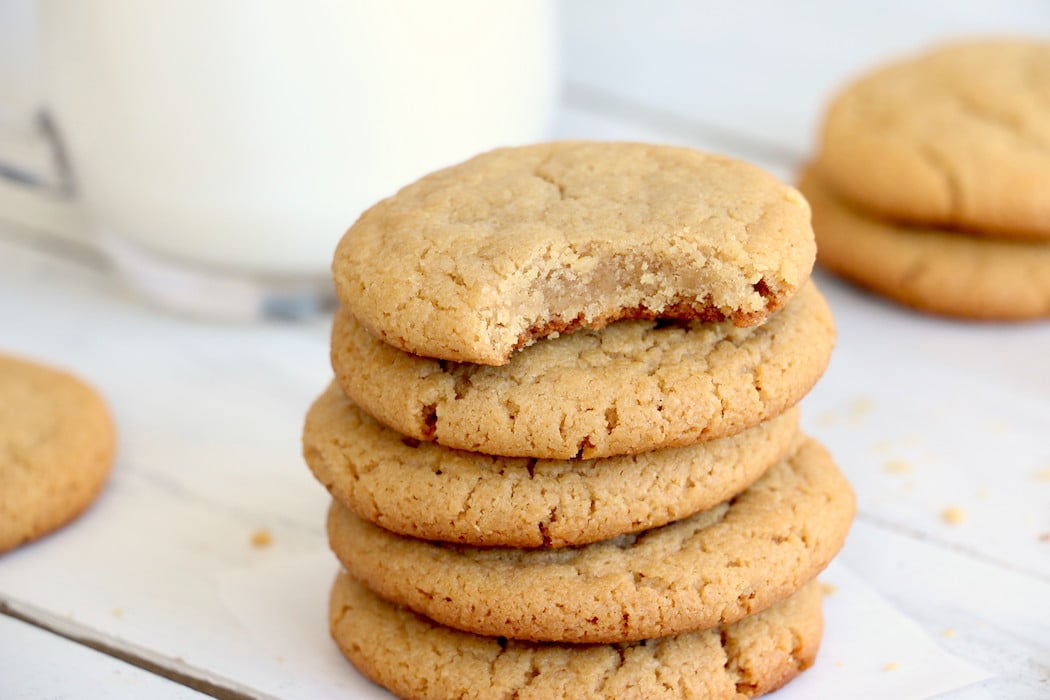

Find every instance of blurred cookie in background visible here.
[0,354,115,554]
[800,165,1050,319]
[807,38,1050,319]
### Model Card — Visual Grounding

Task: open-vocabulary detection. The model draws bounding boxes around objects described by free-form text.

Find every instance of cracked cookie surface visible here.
[332,141,816,365]
[330,572,823,700]
[331,281,833,459]
[304,383,799,547]
[0,355,115,554]
[326,436,854,643]
[817,38,1050,239]
[801,165,1050,319]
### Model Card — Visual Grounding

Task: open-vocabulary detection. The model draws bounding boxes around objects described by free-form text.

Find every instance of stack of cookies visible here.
[303,142,855,699]
[803,38,1050,320]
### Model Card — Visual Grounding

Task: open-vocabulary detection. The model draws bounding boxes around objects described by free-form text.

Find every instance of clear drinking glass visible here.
[0,0,558,319]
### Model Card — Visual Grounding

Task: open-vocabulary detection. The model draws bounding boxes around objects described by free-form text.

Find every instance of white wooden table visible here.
[1,3,1048,698]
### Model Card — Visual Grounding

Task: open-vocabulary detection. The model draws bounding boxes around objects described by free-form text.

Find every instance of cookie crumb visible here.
[1033,468,1050,483]
[816,411,839,428]
[883,459,912,474]
[873,440,894,454]
[250,529,273,548]
[1038,532,1050,543]
[820,582,838,596]
[883,662,899,671]
[941,507,966,526]
[942,628,956,638]
[849,397,874,423]
[112,608,123,618]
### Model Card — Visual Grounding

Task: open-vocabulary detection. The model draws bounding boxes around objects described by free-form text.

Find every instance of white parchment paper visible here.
[217,555,992,700]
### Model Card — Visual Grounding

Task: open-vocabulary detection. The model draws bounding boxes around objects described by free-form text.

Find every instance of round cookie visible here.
[333,141,816,366]
[331,281,834,460]
[0,355,115,554]
[327,436,854,643]
[304,382,800,547]
[818,38,1050,239]
[800,165,1050,320]
[330,572,823,700]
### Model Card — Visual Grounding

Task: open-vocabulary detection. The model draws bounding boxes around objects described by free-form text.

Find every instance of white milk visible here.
[37,0,558,275]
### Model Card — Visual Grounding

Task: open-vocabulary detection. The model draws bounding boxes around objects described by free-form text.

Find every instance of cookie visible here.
[331,281,834,460]
[327,436,854,643]
[0,355,115,554]
[800,165,1050,320]
[304,382,799,547]
[332,141,816,366]
[817,38,1050,239]
[330,572,823,700]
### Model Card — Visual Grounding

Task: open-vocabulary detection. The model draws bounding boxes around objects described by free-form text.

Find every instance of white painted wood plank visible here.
[804,272,1050,581]
[841,521,1050,700]
[0,614,209,699]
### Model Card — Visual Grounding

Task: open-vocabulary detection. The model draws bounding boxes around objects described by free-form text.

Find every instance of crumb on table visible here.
[250,529,273,548]
[849,397,874,423]
[941,506,966,526]
[883,459,912,474]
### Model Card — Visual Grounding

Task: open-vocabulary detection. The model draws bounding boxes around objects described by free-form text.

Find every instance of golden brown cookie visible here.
[817,38,1050,239]
[0,355,115,554]
[327,436,854,643]
[800,165,1050,319]
[331,282,834,460]
[330,572,823,700]
[333,141,816,365]
[304,382,799,547]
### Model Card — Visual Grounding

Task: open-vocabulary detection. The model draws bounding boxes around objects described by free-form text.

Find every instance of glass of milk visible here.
[4,0,558,319]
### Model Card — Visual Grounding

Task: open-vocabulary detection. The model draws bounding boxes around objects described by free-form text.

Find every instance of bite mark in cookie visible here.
[334,141,816,365]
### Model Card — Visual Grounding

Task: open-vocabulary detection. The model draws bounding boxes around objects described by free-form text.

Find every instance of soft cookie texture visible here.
[818,38,1050,239]
[0,355,115,554]
[331,281,834,459]
[327,436,854,643]
[801,165,1050,319]
[333,141,816,365]
[304,382,799,547]
[330,572,824,700]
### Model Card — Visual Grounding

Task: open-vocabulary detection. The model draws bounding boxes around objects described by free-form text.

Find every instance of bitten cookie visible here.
[817,38,1050,239]
[330,572,824,700]
[331,282,834,459]
[327,436,854,643]
[0,355,115,554]
[304,382,799,547]
[800,165,1050,319]
[333,141,816,365]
